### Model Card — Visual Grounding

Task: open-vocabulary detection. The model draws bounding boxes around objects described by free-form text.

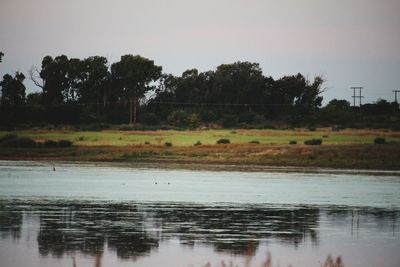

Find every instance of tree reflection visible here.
[0,201,22,240]
[0,199,398,260]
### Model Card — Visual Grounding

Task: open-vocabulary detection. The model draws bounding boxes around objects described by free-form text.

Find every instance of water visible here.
[0,161,399,267]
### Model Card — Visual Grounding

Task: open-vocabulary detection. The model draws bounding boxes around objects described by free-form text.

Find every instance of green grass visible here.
[1,129,399,147]
[1,128,399,170]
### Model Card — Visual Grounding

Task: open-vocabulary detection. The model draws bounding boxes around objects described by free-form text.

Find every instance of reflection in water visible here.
[0,202,22,240]
[0,199,399,262]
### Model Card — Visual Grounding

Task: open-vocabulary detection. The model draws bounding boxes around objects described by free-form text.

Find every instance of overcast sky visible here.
[1,0,399,104]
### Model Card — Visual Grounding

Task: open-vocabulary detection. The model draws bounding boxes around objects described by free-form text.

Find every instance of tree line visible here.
[0,52,399,129]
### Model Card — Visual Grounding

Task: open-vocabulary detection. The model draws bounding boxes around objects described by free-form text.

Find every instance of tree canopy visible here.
[0,53,398,128]
[0,72,26,107]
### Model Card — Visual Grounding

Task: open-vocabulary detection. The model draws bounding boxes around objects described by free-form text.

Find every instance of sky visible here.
[0,0,400,105]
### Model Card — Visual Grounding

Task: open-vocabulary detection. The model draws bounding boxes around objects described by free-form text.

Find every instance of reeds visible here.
[70,252,343,267]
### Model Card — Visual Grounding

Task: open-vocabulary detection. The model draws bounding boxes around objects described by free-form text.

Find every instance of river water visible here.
[0,161,399,267]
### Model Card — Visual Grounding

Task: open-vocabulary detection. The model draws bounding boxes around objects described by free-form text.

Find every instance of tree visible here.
[0,72,26,106]
[293,75,324,119]
[0,52,4,63]
[111,55,162,124]
[212,62,265,106]
[31,55,70,105]
[26,92,43,106]
[68,56,109,104]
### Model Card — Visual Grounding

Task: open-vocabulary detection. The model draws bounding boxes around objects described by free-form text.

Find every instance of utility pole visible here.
[350,87,364,107]
[393,90,400,103]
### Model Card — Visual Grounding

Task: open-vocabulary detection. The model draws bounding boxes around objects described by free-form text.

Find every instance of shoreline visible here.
[1,158,400,176]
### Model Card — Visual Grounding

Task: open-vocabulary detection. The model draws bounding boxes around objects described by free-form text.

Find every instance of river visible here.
[0,161,399,267]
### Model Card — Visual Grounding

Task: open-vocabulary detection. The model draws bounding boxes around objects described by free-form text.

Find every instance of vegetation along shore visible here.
[1,127,399,170]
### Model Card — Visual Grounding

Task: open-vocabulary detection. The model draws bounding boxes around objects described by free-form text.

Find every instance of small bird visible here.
[155,182,158,184]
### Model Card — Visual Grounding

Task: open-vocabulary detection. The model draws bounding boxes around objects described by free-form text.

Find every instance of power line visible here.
[13,100,295,108]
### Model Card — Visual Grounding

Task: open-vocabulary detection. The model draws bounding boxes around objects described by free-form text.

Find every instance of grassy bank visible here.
[0,128,399,170]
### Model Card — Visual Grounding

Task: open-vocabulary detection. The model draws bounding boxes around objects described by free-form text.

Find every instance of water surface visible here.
[0,161,399,267]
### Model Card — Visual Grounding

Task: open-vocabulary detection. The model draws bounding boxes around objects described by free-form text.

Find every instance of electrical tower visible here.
[393,90,400,103]
[350,87,364,107]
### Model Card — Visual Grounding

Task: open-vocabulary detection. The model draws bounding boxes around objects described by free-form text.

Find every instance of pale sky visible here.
[1,0,400,104]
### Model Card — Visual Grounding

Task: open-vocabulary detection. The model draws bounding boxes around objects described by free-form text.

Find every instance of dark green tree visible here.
[26,92,43,106]
[69,56,109,104]
[32,55,70,105]
[212,62,265,106]
[111,55,162,124]
[0,72,26,106]
[293,75,324,119]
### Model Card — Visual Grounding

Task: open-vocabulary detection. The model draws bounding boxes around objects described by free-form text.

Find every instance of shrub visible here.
[374,137,386,144]
[140,112,160,125]
[322,135,329,138]
[221,114,238,128]
[304,139,322,145]
[308,125,317,131]
[144,141,150,145]
[238,111,257,124]
[248,140,260,144]
[217,138,230,144]
[0,133,17,143]
[332,125,344,131]
[187,113,201,129]
[75,123,110,131]
[194,141,202,146]
[289,140,297,145]
[118,124,135,131]
[1,137,36,148]
[167,110,190,127]
[165,142,172,147]
[43,140,58,147]
[58,140,73,147]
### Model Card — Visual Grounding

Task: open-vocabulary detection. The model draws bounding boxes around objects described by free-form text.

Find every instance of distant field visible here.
[1,128,399,170]
[2,128,400,147]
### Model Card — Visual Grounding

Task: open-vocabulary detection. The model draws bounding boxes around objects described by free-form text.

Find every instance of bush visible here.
[194,141,202,146]
[1,137,36,148]
[221,114,238,128]
[187,113,201,129]
[144,141,150,145]
[304,139,322,145]
[167,110,190,127]
[308,125,317,131]
[374,137,386,144]
[248,140,260,144]
[43,140,58,147]
[165,142,172,147]
[217,138,230,144]
[118,124,135,131]
[75,123,110,131]
[58,140,73,147]
[140,112,160,125]
[289,140,297,145]
[238,111,257,124]
[0,133,17,143]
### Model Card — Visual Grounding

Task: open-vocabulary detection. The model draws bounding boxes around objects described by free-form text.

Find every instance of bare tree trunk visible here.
[129,97,139,125]
[129,98,133,125]
[133,97,138,125]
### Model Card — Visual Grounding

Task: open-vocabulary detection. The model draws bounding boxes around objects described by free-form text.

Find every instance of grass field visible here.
[3,128,400,146]
[1,128,399,170]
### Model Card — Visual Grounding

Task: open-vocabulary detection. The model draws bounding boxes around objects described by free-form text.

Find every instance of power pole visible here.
[393,90,400,103]
[350,87,364,107]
